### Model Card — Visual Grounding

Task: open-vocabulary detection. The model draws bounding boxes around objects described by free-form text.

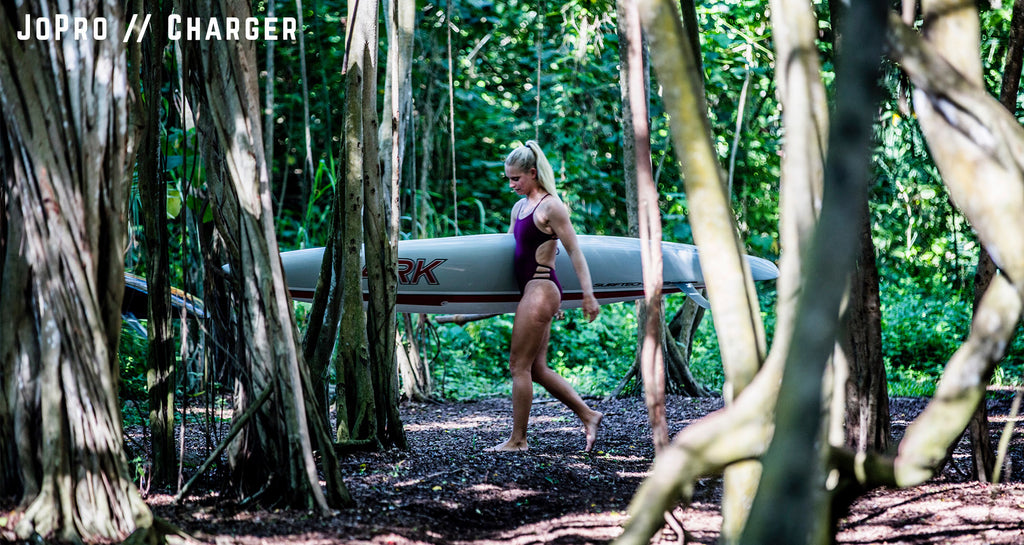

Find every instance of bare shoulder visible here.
[538,195,568,222]
[537,196,572,235]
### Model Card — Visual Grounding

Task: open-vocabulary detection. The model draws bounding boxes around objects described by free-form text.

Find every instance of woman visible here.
[487,141,604,453]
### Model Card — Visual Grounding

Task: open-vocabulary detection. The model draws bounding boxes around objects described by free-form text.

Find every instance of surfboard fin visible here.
[677,283,710,309]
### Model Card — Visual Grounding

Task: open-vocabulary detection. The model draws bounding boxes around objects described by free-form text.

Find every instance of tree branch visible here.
[886,15,1024,282]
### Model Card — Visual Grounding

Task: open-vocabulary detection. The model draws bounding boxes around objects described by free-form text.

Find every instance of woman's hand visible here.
[582,293,600,322]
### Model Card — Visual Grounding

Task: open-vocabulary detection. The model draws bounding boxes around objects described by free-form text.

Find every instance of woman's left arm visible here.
[545,202,600,322]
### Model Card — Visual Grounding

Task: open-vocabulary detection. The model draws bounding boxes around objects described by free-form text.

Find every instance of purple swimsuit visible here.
[513,195,562,296]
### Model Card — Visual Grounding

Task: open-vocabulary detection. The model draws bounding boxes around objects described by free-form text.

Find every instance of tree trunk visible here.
[966,246,998,482]
[296,0,314,212]
[937,0,998,483]
[839,211,890,454]
[181,0,347,511]
[0,1,155,540]
[332,0,383,447]
[399,314,434,401]
[915,0,1001,486]
[609,298,710,399]
[416,87,445,235]
[667,0,771,535]
[362,0,412,451]
[665,297,710,397]
[619,0,669,453]
[617,0,647,239]
[616,0,861,541]
[265,0,277,212]
[618,2,1024,545]
[742,0,887,540]
[0,122,11,500]
[301,217,339,430]
[364,42,407,451]
[822,2,891,458]
[380,0,415,204]
[135,0,178,488]
[636,1,773,541]
[617,0,707,403]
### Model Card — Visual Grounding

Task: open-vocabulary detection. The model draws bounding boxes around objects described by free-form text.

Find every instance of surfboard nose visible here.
[748,256,780,282]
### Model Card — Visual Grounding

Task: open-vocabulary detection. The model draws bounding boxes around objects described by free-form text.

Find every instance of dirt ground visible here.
[134,392,1024,545]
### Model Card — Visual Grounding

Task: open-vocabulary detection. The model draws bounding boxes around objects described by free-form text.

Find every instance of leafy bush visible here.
[687,288,776,394]
[427,288,786,400]
[886,365,937,397]
[547,304,639,395]
[689,314,725,393]
[118,322,150,426]
[880,279,1024,395]
[430,314,514,400]
[881,279,971,374]
[119,323,150,401]
[430,303,638,400]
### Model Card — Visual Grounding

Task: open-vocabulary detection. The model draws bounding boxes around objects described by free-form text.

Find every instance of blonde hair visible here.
[505,140,558,199]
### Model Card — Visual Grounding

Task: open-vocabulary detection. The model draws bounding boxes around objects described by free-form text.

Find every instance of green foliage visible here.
[430,303,638,400]
[689,313,725,392]
[427,288,779,400]
[871,97,978,294]
[547,304,639,394]
[279,157,336,250]
[686,288,777,393]
[880,279,970,375]
[118,323,150,427]
[696,0,781,255]
[432,315,514,400]
[886,366,938,398]
[981,3,1019,105]
[417,0,632,237]
[880,279,1024,395]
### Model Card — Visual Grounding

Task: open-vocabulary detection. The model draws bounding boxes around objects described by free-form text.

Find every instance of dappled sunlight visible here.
[613,470,650,479]
[460,483,541,503]
[404,413,503,432]
[450,512,628,545]
[668,503,723,544]
[986,414,1024,424]
[366,533,439,545]
[839,482,1024,544]
[136,392,1024,544]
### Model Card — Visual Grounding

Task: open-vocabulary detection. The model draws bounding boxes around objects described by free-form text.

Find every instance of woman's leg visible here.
[487,281,560,451]
[530,332,604,452]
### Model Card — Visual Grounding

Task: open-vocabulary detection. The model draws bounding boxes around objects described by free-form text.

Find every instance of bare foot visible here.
[485,439,529,452]
[584,412,603,453]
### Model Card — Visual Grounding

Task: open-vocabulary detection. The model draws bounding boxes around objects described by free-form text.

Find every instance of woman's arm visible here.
[508,199,523,233]
[543,201,600,321]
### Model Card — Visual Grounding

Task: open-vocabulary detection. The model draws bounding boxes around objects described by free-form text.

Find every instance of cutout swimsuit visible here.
[513,194,562,296]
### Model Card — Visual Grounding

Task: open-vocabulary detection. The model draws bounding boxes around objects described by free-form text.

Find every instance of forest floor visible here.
[134,390,1024,544]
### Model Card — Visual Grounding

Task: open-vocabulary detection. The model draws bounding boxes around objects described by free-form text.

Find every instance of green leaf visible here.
[167,187,182,219]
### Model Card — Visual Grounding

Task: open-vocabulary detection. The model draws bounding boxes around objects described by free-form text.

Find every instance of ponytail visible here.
[505,140,559,199]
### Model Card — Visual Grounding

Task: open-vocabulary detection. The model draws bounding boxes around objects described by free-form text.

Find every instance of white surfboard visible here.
[281,234,778,315]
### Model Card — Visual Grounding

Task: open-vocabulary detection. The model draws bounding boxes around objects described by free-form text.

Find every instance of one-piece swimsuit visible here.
[513,194,562,296]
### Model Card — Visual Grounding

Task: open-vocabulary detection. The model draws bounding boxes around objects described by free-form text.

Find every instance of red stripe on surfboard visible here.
[287,290,522,304]
[288,286,686,304]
